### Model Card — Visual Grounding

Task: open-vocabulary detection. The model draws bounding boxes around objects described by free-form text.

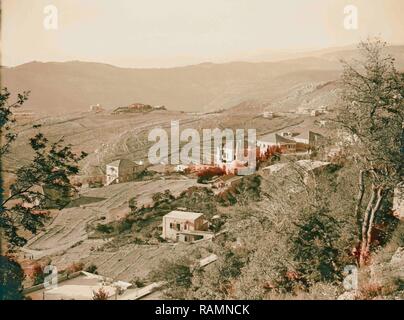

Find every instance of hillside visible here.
[3,46,403,115]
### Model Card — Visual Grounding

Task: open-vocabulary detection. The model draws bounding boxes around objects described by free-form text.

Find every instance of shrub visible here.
[85,264,98,274]
[96,224,113,234]
[0,256,25,300]
[32,263,45,285]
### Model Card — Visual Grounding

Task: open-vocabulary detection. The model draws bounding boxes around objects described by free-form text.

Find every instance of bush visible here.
[0,256,25,300]
[32,263,45,285]
[197,167,225,183]
[132,277,145,288]
[151,258,193,289]
[96,224,114,234]
[85,264,98,274]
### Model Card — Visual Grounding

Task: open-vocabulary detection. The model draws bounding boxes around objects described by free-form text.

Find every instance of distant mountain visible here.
[2,46,404,115]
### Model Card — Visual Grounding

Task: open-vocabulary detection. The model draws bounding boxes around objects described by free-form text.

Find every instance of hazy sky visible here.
[2,0,404,68]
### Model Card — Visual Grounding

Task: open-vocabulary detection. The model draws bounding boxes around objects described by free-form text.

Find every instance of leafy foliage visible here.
[337,39,404,265]
[1,89,87,249]
[0,256,25,300]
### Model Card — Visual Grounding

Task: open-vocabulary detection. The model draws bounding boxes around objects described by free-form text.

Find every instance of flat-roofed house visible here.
[162,211,211,242]
[106,159,144,186]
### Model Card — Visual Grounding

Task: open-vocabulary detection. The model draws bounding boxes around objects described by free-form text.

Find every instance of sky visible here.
[1,0,404,68]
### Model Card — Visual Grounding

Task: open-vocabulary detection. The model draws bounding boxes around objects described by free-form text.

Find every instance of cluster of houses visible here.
[103,128,325,186]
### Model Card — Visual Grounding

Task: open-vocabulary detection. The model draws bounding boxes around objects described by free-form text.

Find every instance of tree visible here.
[0,88,87,299]
[197,167,225,184]
[0,256,25,300]
[150,258,193,299]
[31,263,45,286]
[337,39,404,266]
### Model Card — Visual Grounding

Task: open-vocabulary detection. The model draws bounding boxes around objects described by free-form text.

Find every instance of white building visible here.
[175,164,189,173]
[311,110,321,117]
[263,111,274,119]
[90,104,105,113]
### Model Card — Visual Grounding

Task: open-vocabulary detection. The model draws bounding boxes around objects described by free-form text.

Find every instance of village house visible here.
[162,210,212,243]
[293,130,325,151]
[89,104,105,113]
[263,111,274,119]
[175,164,189,173]
[105,159,145,186]
[318,105,328,113]
[257,133,296,156]
[257,130,324,155]
[24,271,147,300]
[311,110,321,117]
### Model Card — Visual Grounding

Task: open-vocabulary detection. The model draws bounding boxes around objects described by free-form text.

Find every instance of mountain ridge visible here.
[2,46,404,114]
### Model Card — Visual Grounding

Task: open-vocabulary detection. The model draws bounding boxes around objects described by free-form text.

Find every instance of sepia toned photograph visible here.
[0,0,403,306]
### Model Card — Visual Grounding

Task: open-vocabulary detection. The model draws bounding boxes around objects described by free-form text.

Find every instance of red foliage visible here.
[92,287,110,300]
[197,167,226,179]
[258,145,282,161]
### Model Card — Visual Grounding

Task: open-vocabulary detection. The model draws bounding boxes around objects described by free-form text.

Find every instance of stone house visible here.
[162,211,212,242]
[106,159,145,186]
